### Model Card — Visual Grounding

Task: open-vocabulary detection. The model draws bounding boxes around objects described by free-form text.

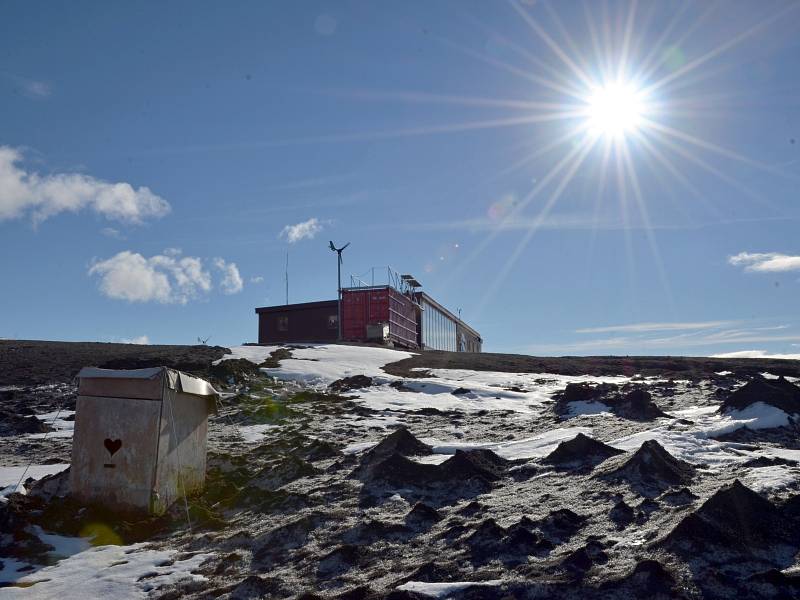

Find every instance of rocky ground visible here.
[1,340,800,599]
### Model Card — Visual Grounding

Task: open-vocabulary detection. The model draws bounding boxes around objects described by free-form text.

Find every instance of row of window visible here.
[421,300,457,352]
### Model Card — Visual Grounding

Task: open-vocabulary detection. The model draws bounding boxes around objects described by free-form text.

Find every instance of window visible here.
[277,316,288,332]
[327,314,338,329]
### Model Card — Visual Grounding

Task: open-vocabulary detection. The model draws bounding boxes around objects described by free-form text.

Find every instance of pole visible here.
[285,251,289,305]
[337,255,342,341]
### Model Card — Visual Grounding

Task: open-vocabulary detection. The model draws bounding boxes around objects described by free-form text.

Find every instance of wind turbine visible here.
[329,241,350,341]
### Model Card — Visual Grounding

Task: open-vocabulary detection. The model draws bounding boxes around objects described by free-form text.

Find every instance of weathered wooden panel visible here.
[78,377,163,400]
[152,391,209,513]
[70,395,162,512]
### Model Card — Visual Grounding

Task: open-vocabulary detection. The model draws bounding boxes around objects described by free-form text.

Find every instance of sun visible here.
[585,82,647,139]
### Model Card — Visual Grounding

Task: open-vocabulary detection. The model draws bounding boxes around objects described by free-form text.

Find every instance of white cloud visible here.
[575,321,734,334]
[213,258,244,295]
[250,275,264,283]
[728,252,800,273]
[711,350,800,360]
[21,79,51,98]
[280,217,323,243]
[88,250,212,304]
[100,227,123,239]
[120,335,150,345]
[0,146,170,225]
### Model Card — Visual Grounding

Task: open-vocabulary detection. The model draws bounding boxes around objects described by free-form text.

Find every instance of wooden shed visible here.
[70,366,218,515]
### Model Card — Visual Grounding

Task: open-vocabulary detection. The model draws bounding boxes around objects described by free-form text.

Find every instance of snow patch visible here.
[397,580,504,598]
[1,544,213,597]
[565,400,612,417]
[0,464,70,499]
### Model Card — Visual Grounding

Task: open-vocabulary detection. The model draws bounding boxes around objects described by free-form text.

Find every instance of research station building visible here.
[255,271,481,352]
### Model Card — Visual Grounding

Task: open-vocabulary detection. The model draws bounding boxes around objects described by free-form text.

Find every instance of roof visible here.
[255,300,338,314]
[77,366,219,400]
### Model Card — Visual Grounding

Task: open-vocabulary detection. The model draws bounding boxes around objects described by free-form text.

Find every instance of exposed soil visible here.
[2,341,800,599]
[383,350,800,380]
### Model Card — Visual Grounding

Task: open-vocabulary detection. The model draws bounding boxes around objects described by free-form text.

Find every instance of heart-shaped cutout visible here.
[104,438,122,456]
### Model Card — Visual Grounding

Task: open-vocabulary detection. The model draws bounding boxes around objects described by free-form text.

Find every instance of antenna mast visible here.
[329,240,350,341]
[285,250,289,305]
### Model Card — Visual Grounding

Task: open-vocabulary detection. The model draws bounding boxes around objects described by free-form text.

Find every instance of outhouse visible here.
[70,366,218,515]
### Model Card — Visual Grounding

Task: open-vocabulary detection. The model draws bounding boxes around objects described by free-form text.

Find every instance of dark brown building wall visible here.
[256,300,339,344]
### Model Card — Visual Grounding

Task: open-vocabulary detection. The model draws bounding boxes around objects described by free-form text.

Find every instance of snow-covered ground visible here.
[0,543,213,597]
[0,463,70,500]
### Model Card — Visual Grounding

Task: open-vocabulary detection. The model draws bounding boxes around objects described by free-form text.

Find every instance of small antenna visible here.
[285,250,289,305]
[197,335,211,345]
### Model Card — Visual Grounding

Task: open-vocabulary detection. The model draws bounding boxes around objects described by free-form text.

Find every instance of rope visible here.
[12,396,67,495]
[165,383,193,532]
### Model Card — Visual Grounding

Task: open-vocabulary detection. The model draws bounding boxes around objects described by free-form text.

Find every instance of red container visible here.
[341,286,418,348]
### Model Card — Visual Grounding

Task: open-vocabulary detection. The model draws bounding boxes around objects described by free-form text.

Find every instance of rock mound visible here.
[720,375,800,415]
[663,480,795,554]
[465,517,553,564]
[609,388,670,420]
[439,449,508,482]
[600,440,695,495]
[543,433,624,468]
[0,413,50,437]
[533,508,586,542]
[329,375,373,393]
[359,453,442,486]
[600,560,685,597]
[359,428,432,469]
[554,383,670,421]
[405,502,442,527]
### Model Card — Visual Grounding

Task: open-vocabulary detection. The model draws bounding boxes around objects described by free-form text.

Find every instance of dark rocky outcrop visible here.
[0,414,50,437]
[465,517,553,564]
[610,388,671,420]
[720,375,800,415]
[533,508,586,542]
[329,375,374,393]
[662,480,797,556]
[404,502,442,527]
[599,440,695,495]
[599,560,686,598]
[363,429,432,463]
[438,449,508,483]
[543,433,624,468]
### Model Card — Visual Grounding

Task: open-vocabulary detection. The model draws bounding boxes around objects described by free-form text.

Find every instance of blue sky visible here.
[1,1,799,357]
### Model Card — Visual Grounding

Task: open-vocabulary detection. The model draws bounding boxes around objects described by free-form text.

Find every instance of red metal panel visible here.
[341,287,419,347]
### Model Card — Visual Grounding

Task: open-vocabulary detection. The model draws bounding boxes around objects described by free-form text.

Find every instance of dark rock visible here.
[543,433,624,468]
[439,449,508,482]
[0,414,50,437]
[609,500,635,528]
[720,375,800,415]
[658,487,698,506]
[361,428,432,465]
[609,388,671,420]
[534,508,586,542]
[405,502,442,526]
[561,382,618,403]
[451,387,472,395]
[329,375,373,393]
[561,540,608,577]
[317,544,364,577]
[743,455,798,468]
[209,358,262,383]
[359,453,441,486]
[229,575,286,599]
[599,440,695,495]
[663,480,796,555]
[466,518,552,564]
[600,560,685,597]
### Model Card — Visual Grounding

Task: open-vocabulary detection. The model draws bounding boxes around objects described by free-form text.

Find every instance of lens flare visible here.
[585,82,646,138]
